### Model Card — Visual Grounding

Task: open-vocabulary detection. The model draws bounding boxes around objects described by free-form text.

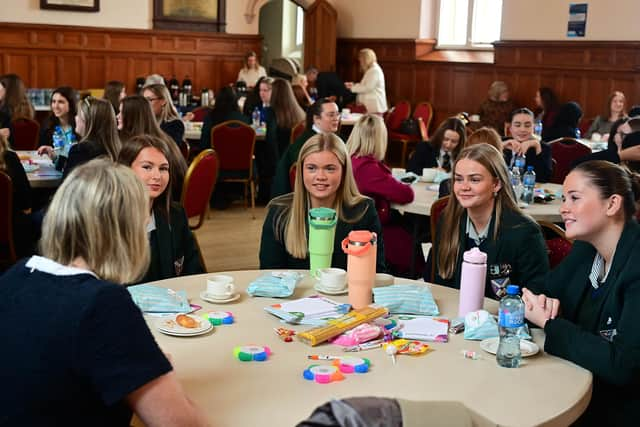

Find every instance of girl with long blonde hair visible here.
[260,133,386,271]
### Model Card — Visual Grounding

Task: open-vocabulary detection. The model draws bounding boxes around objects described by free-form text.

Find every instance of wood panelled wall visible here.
[0,23,261,93]
[337,39,640,129]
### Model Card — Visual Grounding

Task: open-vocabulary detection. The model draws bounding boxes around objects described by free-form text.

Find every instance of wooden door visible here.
[303,0,337,71]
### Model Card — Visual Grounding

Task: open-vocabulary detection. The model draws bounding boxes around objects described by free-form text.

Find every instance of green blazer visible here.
[271,128,316,197]
[542,221,640,425]
[259,197,387,273]
[139,203,205,283]
[434,208,549,298]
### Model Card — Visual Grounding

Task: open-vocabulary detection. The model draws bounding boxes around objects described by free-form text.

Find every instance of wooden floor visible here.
[193,205,268,273]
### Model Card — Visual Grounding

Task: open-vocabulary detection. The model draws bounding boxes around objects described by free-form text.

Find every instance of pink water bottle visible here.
[341,231,377,310]
[458,247,487,317]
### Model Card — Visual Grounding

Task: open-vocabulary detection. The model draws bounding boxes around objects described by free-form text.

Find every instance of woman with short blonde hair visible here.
[260,133,386,271]
[142,83,184,147]
[478,81,517,136]
[345,48,387,114]
[347,113,388,161]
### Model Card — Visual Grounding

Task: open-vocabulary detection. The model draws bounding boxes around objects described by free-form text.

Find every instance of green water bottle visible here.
[308,207,337,278]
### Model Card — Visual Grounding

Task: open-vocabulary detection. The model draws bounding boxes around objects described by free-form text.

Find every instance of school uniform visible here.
[139,203,204,283]
[62,139,108,181]
[259,197,387,273]
[432,208,549,298]
[271,128,316,197]
[502,139,553,183]
[160,119,185,147]
[542,220,640,426]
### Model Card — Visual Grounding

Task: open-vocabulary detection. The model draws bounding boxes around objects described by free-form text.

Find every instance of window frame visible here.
[436,0,501,51]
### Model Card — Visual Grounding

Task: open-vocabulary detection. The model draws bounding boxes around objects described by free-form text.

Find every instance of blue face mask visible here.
[247,272,302,298]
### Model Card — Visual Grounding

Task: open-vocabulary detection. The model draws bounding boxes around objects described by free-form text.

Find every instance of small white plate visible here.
[313,284,348,295]
[479,337,539,357]
[200,291,241,304]
[155,315,213,337]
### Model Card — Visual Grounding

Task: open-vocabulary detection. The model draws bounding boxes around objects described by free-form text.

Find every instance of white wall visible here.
[2,0,261,34]
[502,0,640,40]
[328,0,423,38]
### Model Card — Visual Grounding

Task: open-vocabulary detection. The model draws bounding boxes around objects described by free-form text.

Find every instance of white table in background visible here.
[579,139,608,153]
[183,121,266,141]
[144,271,592,427]
[392,181,564,223]
[340,113,363,126]
[17,150,62,189]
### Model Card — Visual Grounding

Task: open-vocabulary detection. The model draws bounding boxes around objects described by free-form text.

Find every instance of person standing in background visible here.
[237,51,267,90]
[478,81,517,136]
[345,49,387,114]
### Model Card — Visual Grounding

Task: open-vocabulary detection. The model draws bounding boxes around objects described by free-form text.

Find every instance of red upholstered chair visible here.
[179,139,190,163]
[538,221,573,269]
[412,102,433,139]
[550,138,592,184]
[290,121,305,145]
[0,171,16,269]
[180,149,218,230]
[385,101,413,168]
[429,196,450,282]
[11,118,40,150]
[210,120,256,218]
[190,107,212,122]
[289,164,297,191]
[578,118,593,136]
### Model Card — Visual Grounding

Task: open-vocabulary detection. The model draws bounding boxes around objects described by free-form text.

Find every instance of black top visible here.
[271,128,317,197]
[406,140,438,175]
[315,72,354,107]
[264,107,293,159]
[140,203,205,284]
[502,138,553,183]
[62,139,108,181]
[160,119,185,147]
[3,150,32,212]
[0,257,172,426]
[542,221,640,426]
[0,106,15,147]
[259,197,387,272]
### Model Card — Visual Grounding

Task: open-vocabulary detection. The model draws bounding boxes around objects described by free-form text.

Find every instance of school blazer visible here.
[542,221,640,425]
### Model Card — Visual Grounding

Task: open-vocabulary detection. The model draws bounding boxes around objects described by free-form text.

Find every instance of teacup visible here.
[391,167,406,178]
[422,168,437,182]
[341,108,351,117]
[469,114,480,122]
[316,267,347,291]
[206,275,235,299]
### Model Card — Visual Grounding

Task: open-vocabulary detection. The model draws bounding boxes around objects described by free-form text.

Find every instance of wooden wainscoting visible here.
[0,22,262,94]
[337,38,640,128]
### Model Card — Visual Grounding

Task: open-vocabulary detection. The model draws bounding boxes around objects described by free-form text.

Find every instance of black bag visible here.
[398,117,419,136]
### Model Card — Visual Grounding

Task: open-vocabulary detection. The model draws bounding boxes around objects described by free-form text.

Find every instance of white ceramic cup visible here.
[342,108,351,117]
[469,114,480,122]
[422,168,437,182]
[206,275,235,298]
[317,267,347,291]
[391,167,406,177]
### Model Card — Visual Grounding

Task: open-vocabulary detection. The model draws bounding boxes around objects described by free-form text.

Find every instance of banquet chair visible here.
[210,120,256,218]
[180,149,218,230]
[0,171,16,270]
[189,106,212,122]
[412,101,433,139]
[417,117,428,142]
[290,120,305,145]
[289,164,297,191]
[538,220,573,269]
[550,138,592,184]
[385,100,413,168]
[11,118,40,150]
[429,195,450,282]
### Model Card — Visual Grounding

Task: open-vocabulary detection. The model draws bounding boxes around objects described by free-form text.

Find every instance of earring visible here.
[493,191,498,198]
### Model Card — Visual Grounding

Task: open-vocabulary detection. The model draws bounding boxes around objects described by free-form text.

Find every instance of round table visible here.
[144,271,591,427]
[17,150,62,189]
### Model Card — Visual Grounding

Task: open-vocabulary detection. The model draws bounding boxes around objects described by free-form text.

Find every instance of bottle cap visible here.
[527,166,534,171]
[506,285,519,295]
[463,247,487,264]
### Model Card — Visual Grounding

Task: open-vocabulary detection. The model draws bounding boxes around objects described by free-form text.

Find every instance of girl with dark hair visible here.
[199,86,249,151]
[503,107,553,182]
[534,87,559,129]
[102,80,126,115]
[118,135,204,283]
[541,101,583,142]
[407,117,466,175]
[0,73,34,120]
[37,86,79,169]
[523,160,640,426]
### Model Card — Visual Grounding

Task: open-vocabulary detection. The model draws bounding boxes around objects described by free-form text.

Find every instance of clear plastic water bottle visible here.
[252,107,261,128]
[513,153,526,175]
[497,285,524,368]
[534,120,543,138]
[575,128,581,139]
[52,126,65,153]
[522,166,536,205]
[510,166,523,201]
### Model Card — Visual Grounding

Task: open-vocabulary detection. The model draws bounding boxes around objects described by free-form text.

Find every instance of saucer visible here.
[200,291,241,304]
[155,315,213,337]
[314,284,348,295]
[479,337,539,357]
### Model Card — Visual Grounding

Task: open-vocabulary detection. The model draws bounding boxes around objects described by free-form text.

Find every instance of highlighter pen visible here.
[307,355,342,360]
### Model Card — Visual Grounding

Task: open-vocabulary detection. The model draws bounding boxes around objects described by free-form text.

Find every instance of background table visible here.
[392,181,564,223]
[17,150,62,189]
[145,271,591,427]
[183,121,266,141]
